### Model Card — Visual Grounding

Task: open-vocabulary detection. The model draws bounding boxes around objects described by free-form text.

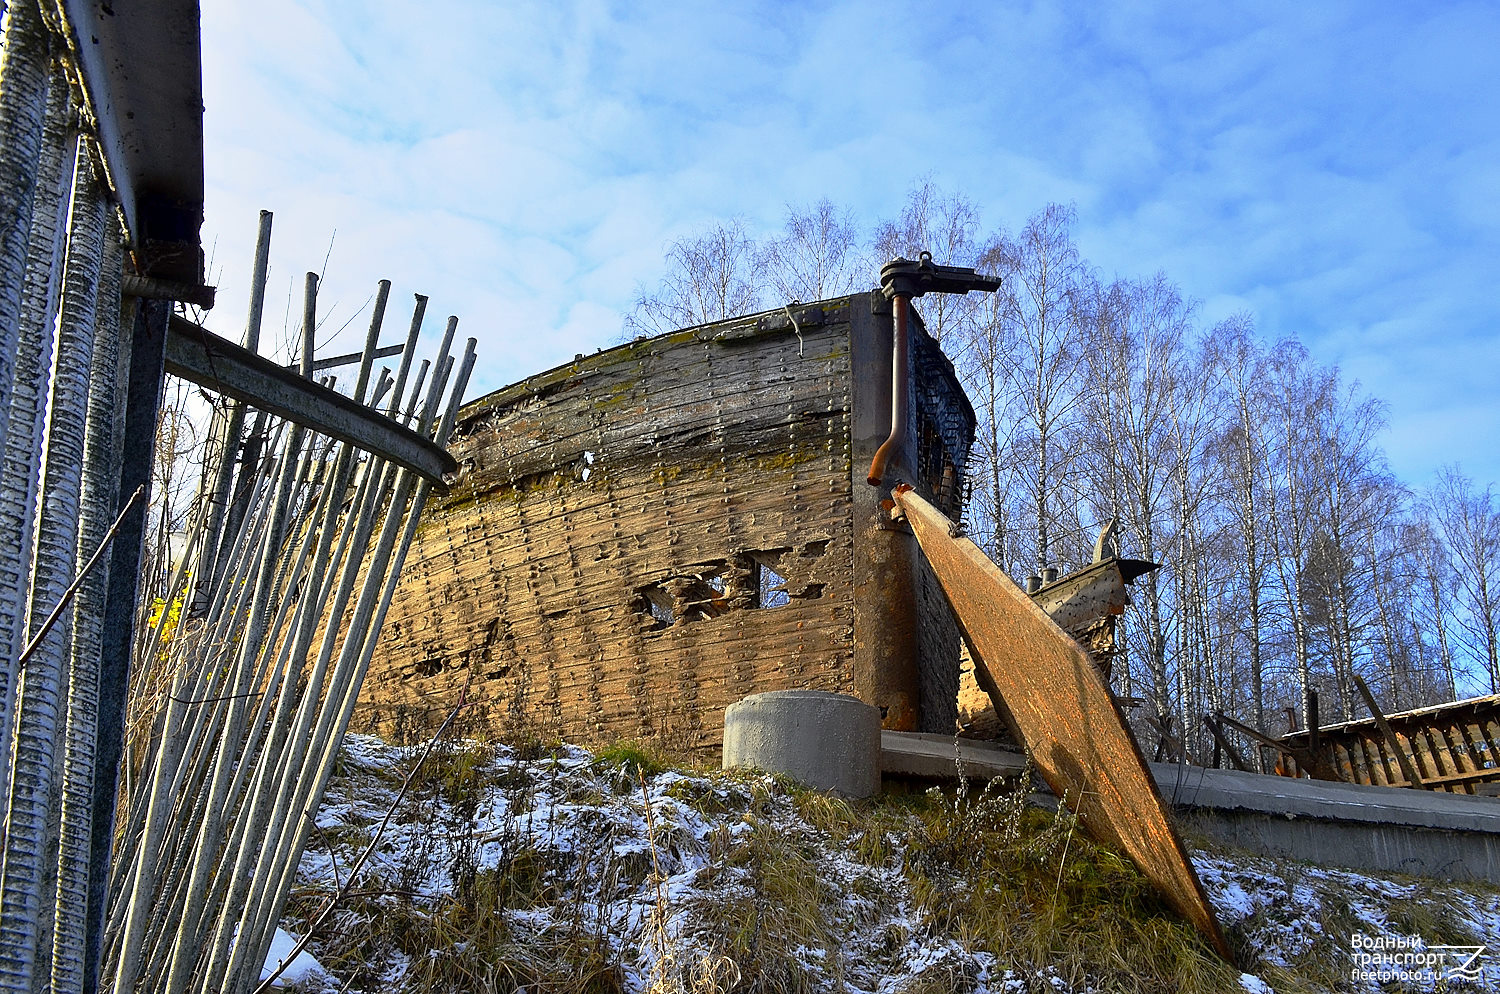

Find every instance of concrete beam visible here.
[879,731,1500,884]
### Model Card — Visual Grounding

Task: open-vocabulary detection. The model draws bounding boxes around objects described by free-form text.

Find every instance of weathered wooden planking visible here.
[1279,694,1500,793]
[894,486,1233,963]
[359,308,860,753]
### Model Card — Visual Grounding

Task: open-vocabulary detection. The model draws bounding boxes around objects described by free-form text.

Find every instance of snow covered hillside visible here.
[273,734,1500,994]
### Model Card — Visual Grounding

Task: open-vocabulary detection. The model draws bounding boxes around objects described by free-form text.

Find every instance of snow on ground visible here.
[1194,849,1500,990]
[260,927,328,987]
[287,735,1500,993]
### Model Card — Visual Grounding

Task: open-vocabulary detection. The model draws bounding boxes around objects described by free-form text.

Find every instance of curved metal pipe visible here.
[866,292,910,486]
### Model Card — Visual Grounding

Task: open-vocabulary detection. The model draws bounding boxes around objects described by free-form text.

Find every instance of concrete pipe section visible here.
[722,690,882,798]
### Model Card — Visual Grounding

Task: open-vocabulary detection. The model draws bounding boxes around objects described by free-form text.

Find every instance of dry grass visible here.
[856,774,1242,994]
[290,737,1440,994]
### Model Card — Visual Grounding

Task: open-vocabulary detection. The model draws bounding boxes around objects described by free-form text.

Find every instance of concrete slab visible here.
[880,732,1500,884]
[879,730,1027,781]
[1153,761,1500,884]
[1151,761,1500,834]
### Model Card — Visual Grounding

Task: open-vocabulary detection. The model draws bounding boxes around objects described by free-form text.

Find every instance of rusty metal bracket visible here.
[892,486,1233,963]
[878,494,912,533]
[879,251,1001,300]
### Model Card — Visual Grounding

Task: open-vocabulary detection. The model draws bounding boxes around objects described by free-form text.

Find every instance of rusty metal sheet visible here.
[1033,556,1155,633]
[893,487,1232,962]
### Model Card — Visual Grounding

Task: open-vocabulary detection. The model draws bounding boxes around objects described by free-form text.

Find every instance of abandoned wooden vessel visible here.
[355,291,974,754]
[1276,691,1500,794]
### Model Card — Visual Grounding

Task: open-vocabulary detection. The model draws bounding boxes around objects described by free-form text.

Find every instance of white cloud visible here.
[196,0,1500,486]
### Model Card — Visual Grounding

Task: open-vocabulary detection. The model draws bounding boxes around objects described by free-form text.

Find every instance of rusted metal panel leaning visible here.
[890,483,1234,964]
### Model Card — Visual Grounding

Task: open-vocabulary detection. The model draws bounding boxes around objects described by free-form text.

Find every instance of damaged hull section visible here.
[357,294,974,754]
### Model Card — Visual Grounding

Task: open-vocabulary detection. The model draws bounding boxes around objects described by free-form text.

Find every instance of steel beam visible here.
[57,0,205,284]
[87,297,170,994]
[164,316,456,482]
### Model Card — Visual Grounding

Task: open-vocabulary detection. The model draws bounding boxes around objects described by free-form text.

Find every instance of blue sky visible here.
[197,1,1500,491]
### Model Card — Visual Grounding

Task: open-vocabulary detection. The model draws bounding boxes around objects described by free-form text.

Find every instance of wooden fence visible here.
[1279,693,1500,794]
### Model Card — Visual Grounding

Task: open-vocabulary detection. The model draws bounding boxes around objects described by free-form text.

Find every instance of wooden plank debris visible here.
[1278,691,1500,794]
[1354,675,1427,789]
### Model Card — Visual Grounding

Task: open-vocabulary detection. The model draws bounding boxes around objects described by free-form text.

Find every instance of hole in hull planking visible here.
[756,562,790,609]
[627,546,830,631]
[801,538,831,557]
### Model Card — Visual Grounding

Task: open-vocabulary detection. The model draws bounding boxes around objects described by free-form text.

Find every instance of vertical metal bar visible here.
[160,279,318,994]
[245,342,474,993]
[299,271,316,378]
[0,129,96,994]
[209,410,267,606]
[0,0,52,482]
[352,279,389,404]
[866,292,910,488]
[204,445,364,990]
[49,148,108,994]
[85,297,170,994]
[193,211,272,612]
[75,227,119,994]
[1306,689,1320,757]
[208,293,393,986]
[0,60,72,807]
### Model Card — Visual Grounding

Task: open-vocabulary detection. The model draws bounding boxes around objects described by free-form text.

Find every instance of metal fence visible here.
[0,4,476,991]
[1,3,144,990]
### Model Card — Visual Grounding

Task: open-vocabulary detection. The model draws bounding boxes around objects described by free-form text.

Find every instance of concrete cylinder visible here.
[722,690,882,798]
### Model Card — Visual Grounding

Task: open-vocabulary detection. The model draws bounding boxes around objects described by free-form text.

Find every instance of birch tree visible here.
[1407,517,1460,699]
[623,218,764,336]
[1078,274,1191,737]
[956,241,1020,570]
[1297,385,1391,720]
[1208,319,1275,745]
[1260,342,1334,728]
[872,179,981,348]
[1426,465,1500,693]
[760,198,868,304]
[989,204,1090,573]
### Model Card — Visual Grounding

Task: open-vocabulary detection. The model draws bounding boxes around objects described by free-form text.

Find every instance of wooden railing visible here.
[1278,693,1500,794]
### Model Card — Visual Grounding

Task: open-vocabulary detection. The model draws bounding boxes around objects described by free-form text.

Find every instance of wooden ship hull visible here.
[355,292,974,754]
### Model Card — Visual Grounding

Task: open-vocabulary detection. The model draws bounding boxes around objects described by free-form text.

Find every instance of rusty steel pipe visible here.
[866,292,910,487]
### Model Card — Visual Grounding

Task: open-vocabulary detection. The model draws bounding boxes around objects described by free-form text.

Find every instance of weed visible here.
[293,733,1494,994]
[881,765,1240,994]
[595,740,670,780]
